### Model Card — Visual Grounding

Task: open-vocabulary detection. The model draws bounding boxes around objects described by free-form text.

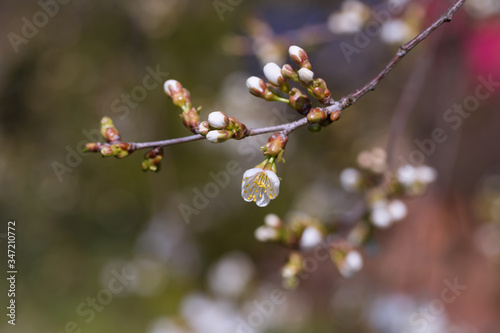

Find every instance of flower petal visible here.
[256,193,271,207]
[243,168,262,179]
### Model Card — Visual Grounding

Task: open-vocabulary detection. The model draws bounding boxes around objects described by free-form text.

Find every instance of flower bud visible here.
[330,110,341,122]
[164,80,192,111]
[228,117,248,140]
[198,121,210,135]
[206,130,231,143]
[100,143,133,159]
[142,147,163,172]
[83,142,103,152]
[281,64,299,82]
[261,133,288,159]
[288,45,311,69]
[288,88,311,115]
[308,78,332,103]
[100,117,121,143]
[208,111,229,129]
[263,62,283,85]
[246,76,267,97]
[298,68,314,86]
[331,243,363,278]
[340,168,362,192]
[299,226,324,250]
[281,252,304,289]
[163,80,183,97]
[180,108,200,133]
[308,124,322,133]
[255,226,278,242]
[264,214,282,228]
[307,108,328,123]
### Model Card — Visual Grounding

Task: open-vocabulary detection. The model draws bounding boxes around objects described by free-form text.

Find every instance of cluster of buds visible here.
[306,107,341,132]
[83,116,165,172]
[246,45,334,120]
[254,213,364,288]
[198,111,248,143]
[164,80,200,133]
[83,117,135,159]
[254,213,325,249]
[141,147,163,172]
[339,147,437,231]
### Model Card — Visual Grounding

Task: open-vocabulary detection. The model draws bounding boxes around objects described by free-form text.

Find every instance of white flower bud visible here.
[246,76,266,95]
[300,226,324,249]
[281,265,297,279]
[255,226,278,242]
[207,111,229,129]
[163,79,182,97]
[388,200,407,221]
[371,203,393,228]
[263,62,284,86]
[344,251,363,271]
[337,249,364,278]
[289,45,309,67]
[264,214,281,228]
[340,168,361,192]
[397,165,417,186]
[415,165,437,184]
[289,45,304,58]
[206,130,229,143]
[198,121,209,135]
[298,68,314,86]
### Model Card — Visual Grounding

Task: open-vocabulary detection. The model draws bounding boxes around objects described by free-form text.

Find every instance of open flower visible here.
[241,164,280,207]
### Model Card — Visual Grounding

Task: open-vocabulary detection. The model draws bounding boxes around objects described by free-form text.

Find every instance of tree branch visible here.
[92,0,466,153]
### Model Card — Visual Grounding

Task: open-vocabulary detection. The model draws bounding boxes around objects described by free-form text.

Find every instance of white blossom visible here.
[381,20,411,44]
[207,111,229,129]
[263,62,284,86]
[255,225,278,242]
[241,168,280,207]
[397,165,417,186]
[388,200,407,221]
[339,250,363,277]
[327,0,370,34]
[371,201,393,228]
[340,168,361,192]
[300,226,324,249]
[415,165,437,184]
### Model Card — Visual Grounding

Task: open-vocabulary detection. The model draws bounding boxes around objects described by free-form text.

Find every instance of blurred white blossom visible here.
[381,20,412,44]
[327,0,370,34]
[300,226,324,250]
[340,168,362,192]
[208,252,254,298]
[338,250,363,277]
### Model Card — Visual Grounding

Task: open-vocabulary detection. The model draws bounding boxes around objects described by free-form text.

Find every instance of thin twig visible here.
[94,0,466,153]
[337,0,466,109]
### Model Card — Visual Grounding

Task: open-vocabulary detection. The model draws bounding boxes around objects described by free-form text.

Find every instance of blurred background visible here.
[1,0,500,332]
